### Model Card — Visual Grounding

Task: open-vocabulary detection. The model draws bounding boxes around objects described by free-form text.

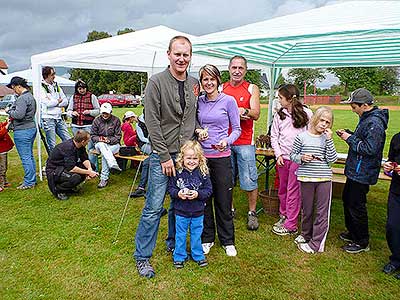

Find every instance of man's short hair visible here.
[42,66,55,79]
[229,55,248,69]
[73,130,90,143]
[168,36,192,53]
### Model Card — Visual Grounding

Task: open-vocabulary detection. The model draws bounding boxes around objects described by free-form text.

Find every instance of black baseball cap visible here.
[6,76,27,89]
[342,88,374,104]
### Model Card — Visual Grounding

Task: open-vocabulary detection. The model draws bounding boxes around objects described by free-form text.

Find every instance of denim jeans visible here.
[71,125,97,169]
[138,156,149,189]
[230,145,258,191]
[41,118,71,152]
[94,142,120,180]
[173,215,205,262]
[13,127,37,186]
[134,153,176,260]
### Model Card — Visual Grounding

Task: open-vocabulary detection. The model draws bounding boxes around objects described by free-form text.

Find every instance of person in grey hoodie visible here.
[336,88,389,254]
[6,76,37,189]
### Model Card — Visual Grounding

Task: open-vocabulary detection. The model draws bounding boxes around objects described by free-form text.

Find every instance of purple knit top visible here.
[197,92,241,158]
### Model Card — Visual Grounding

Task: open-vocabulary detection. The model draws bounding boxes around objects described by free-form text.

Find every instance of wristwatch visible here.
[243,108,250,116]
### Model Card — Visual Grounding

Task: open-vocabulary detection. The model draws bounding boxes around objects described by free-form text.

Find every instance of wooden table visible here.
[255,148,275,191]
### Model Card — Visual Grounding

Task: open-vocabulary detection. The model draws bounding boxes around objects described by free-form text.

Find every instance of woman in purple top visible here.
[196,64,241,257]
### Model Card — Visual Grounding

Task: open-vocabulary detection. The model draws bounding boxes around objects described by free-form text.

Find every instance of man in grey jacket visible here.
[134,36,200,278]
[90,103,122,188]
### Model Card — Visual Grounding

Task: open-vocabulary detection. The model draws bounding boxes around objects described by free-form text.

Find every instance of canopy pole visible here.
[265,65,282,128]
[31,62,43,180]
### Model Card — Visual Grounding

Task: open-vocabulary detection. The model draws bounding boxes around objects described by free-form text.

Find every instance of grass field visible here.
[1,106,399,300]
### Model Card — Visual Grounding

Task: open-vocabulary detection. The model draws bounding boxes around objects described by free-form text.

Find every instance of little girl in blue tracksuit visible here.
[168,140,212,269]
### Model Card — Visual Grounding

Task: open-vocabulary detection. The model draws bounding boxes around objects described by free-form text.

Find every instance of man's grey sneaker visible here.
[342,243,370,254]
[272,225,298,236]
[136,260,155,278]
[247,211,259,230]
[294,235,307,245]
[202,242,214,255]
[97,179,108,188]
[273,215,287,227]
[129,187,146,198]
[339,231,353,243]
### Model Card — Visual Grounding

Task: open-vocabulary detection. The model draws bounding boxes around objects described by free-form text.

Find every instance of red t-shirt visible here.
[223,81,255,145]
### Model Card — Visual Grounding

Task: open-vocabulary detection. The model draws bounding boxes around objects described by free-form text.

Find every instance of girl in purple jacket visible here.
[270,84,312,236]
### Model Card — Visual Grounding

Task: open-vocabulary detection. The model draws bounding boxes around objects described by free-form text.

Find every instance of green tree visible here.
[221,70,263,87]
[287,68,326,93]
[327,67,399,95]
[70,29,147,96]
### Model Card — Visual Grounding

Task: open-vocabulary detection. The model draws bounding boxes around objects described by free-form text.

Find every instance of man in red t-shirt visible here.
[223,56,261,230]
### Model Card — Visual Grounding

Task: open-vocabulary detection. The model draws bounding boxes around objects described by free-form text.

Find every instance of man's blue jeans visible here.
[173,215,205,262]
[71,125,97,169]
[13,127,37,186]
[134,153,175,260]
[137,156,149,189]
[42,118,71,152]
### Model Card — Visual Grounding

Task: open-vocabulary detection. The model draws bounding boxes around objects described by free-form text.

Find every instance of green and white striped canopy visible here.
[193,1,400,68]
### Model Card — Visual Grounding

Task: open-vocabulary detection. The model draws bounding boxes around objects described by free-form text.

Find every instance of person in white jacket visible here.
[40,66,71,152]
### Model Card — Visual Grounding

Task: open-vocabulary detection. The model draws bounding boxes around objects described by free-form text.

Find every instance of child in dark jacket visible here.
[168,140,212,269]
[382,133,400,279]
[0,120,14,192]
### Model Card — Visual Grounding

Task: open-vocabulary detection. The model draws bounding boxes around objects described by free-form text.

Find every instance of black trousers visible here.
[342,178,370,247]
[55,172,85,193]
[387,191,400,267]
[47,166,87,196]
[202,156,235,246]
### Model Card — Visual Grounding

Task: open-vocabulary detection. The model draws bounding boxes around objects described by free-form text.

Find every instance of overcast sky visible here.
[0,0,346,73]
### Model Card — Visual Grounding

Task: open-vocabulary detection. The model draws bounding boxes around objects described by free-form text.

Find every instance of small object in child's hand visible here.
[336,130,343,137]
[311,155,322,161]
[211,144,218,150]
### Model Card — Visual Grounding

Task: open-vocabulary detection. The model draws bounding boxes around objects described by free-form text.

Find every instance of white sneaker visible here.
[273,215,286,227]
[297,243,315,254]
[202,242,214,255]
[223,245,237,257]
[294,235,307,245]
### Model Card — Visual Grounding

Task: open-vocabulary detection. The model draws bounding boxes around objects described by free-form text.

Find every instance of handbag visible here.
[119,146,138,156]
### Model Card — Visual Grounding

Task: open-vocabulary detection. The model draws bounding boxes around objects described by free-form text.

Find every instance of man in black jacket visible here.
[46,130,99,200]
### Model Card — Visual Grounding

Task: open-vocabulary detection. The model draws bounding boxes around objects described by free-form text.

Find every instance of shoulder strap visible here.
[247,83,254,95]
[41,82,50,93]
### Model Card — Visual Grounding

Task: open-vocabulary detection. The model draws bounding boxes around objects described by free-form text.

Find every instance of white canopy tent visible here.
[30,25,260,179]
[193,0,400,124]
[0,69,75,87]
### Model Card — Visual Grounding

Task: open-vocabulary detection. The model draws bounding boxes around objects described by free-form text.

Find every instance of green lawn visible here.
[1,106,399,300]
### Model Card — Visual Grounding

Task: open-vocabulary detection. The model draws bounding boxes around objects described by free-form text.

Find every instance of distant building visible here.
[0,59,8,75]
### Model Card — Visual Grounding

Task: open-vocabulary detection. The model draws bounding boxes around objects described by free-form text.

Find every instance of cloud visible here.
[0,0,338,72]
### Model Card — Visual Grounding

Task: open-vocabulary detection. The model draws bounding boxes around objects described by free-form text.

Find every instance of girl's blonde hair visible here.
[310,106,334,129]
[176,140,209,175]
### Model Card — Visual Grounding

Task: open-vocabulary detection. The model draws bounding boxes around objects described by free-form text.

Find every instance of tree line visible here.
[70,29,399,97]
